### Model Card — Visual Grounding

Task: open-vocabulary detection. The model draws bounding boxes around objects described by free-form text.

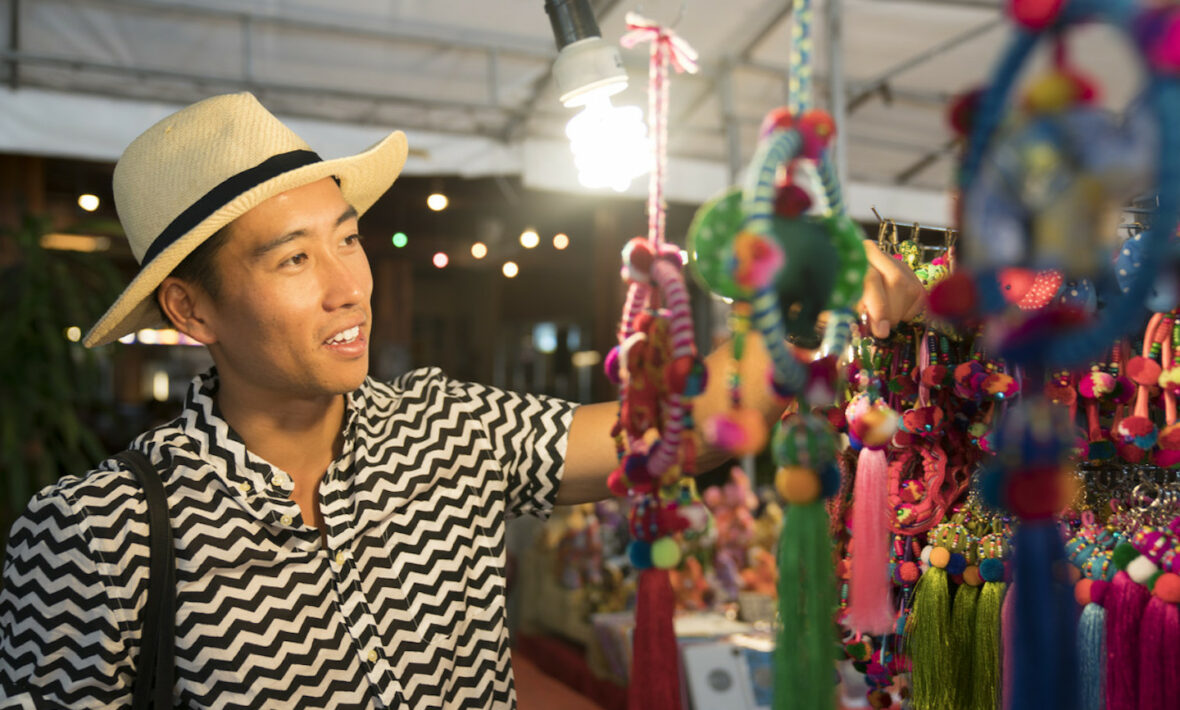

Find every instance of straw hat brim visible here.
[83,130,408,348]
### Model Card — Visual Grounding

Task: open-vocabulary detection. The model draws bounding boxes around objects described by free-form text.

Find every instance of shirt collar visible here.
[178,368,365,499]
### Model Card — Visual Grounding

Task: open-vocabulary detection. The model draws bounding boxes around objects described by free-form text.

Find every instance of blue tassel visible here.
[1011,521,1079,710]
[1077,602,1106,710]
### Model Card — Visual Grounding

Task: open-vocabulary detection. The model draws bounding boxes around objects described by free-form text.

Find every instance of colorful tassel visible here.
[1136,594,1180,710]
[628,569,681,710]
[905,561,952,710]
[973,576,1006,710]
[847,447,895,634]
[774,501,837,710]
[1077,599,1107,710]
[1003,581,1015,710]
[1010,520,1079,710]
[951,582,981,709]
[1106,567,1151,710]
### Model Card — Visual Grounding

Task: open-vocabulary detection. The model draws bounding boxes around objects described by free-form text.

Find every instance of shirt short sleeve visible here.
[0,488,135,708]
[448,380,578,519]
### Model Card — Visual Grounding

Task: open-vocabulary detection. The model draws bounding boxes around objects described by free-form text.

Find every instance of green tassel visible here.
[905,566,953,710]
[971,581,1006,710]
[774,501,837,710]
[951,583,981,709]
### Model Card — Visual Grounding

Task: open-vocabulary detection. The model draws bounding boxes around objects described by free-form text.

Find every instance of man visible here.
[0,93,923,708]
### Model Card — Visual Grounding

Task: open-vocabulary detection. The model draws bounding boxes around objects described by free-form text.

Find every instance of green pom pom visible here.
[1112,542,1140,571]
[651,537,682,569]
[1148,571,1164,591]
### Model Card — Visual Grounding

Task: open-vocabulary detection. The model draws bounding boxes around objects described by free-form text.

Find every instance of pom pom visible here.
[1128,356,1164,386]
[774,183,813,218]
[733,230,784,291]
[651,537,682,569]
[1008,0,1067,31]
[1128,555,1159,585]
[948,88,984,137]
[775,466,821,504]
[704,410,769,455]
[982,372,1020,399]
[963,565,983,587]
[628,540,653,569]
[1160,366,1180,395]
[920,545,933,568]
[921,364,948,388]
[850,406,900,449]
[607,467,629,497]
[1113,542,1140,571]
[899,561,921,584]
[930,547,952,569]
[946,552,968,576]
[1154,573,1180,603]
[604,346,621,385]
[1075,578,1093,607]
[664,355,695,395]
[1079,371,1116,399]
[1090,580,1110,606]
[622,237,654,282]
[980,558,1006,583]
[1115,415,1158,450]
[818,461,842,499]
[928,271,978,319]
[683,359,708,398]
[758,106,795,138]
[796,109,836,159]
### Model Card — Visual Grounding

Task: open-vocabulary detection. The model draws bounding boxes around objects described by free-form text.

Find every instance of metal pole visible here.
[826,0,847,186]
[8,0,19,90]
[718,61,743,184]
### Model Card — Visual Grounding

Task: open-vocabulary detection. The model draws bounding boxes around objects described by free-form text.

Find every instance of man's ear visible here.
[158,277,218,345]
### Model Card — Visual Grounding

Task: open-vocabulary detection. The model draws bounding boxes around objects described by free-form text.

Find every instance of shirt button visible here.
[271,473,289,487]
[237,481,251,493]
[335,550,346,566]
[367,649,379,663]
[280,514,294,526]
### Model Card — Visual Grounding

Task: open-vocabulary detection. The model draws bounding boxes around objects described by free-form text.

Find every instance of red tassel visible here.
[1137,596,1180,710]
[1107,571,1152,710]
[846,447,894,634]
[629,568,681,710]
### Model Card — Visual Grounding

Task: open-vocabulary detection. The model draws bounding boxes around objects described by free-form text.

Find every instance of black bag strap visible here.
[114,449,176,710]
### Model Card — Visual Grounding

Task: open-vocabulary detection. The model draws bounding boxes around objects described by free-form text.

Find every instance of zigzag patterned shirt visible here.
[0,367,577,709]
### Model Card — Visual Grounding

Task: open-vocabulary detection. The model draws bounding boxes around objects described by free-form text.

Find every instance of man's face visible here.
[201,177,373,399]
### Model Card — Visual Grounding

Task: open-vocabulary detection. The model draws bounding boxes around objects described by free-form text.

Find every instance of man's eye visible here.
[282,253,308,267]
[344,234,364,246]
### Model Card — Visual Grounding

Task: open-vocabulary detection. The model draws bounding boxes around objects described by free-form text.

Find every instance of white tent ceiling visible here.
[0,0,1147,223]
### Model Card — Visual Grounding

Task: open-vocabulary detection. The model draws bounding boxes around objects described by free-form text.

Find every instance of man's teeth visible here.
[327,326,360,344]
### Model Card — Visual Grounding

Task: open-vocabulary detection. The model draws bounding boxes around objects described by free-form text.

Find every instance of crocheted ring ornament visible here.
[947,0,1180,368]
[687,106,867,405]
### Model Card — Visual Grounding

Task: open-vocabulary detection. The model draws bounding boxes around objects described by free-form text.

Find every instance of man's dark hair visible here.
[155,223,231,328]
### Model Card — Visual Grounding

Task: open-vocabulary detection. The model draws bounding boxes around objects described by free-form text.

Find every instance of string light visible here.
[553,233,570,250]
[471,242,488,259]
[64,326,81,342]
[502,261,519,278]
[520,229,540,249]
[427,193,448,211]
[432,252,449,269]
[391,232,408,248]
[77,194,100,211]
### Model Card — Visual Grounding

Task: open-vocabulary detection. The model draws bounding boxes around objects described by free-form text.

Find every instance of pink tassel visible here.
[1107,571,1152,710]
[1003,582,1015,710]
[846,447,894,634]
[1137,597,1180,710]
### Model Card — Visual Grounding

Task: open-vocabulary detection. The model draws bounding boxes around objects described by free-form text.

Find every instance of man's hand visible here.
[860,240,927,338]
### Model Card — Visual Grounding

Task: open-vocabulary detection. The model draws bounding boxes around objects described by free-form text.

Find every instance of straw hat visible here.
[83,92,408,347]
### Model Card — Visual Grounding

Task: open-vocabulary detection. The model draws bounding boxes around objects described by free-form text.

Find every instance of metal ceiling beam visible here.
[84,0,558,60]
[846,16,1002,114]
[0,49,526,121]
[894,137,958,184]
[669,0,794,130]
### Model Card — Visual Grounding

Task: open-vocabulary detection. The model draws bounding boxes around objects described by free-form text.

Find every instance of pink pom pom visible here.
[604,346,621,384]
[733,231,784,290]
[1147,13,1180,72]
[1079,371,1116,399]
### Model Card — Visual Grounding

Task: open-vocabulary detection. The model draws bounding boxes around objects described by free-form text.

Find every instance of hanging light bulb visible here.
[566,92,650,192]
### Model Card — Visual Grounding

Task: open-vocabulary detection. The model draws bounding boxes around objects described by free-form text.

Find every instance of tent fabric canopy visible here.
[0,0,1144,222]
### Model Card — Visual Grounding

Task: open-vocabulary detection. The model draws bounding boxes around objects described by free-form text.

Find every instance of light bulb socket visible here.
[545,0,602,50]
[553,37,627,107]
